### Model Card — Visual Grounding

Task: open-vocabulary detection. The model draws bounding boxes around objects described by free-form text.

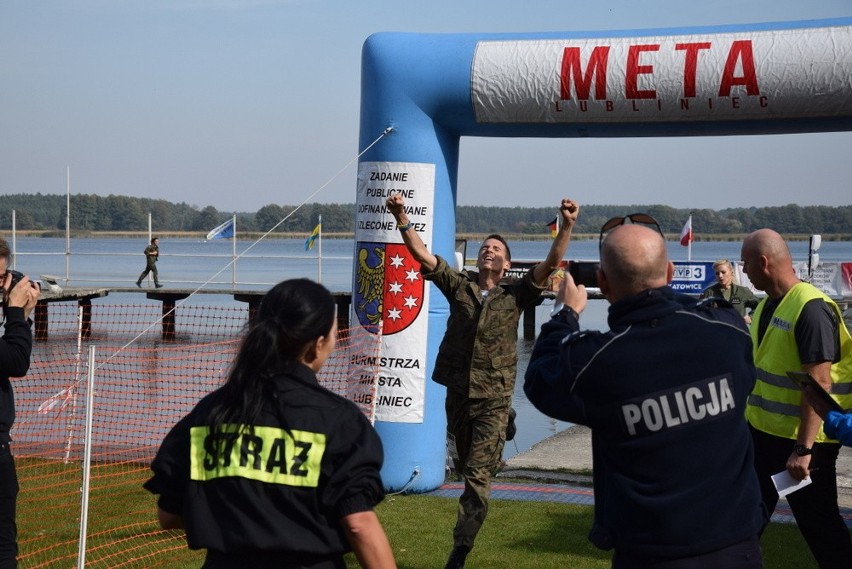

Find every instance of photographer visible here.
[0,237,39,568]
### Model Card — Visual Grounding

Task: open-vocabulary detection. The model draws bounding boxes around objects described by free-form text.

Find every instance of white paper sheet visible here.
[772,470,813,498]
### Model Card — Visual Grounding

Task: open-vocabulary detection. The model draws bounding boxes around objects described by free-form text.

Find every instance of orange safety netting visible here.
[13,301,380,567]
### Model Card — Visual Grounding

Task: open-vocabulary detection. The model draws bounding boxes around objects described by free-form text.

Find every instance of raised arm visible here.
[533,199,579,286]
[385,193,438,272]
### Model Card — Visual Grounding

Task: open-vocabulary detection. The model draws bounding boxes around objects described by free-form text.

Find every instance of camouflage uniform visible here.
[137,242,161,286]
[423,256,543,549]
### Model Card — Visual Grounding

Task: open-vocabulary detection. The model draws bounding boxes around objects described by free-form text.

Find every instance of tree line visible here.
[1,193,850,237]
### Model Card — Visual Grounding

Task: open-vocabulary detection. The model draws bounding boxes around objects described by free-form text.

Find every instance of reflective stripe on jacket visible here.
[746,282,852,442]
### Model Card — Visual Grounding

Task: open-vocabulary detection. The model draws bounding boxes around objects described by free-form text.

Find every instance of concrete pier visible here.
[34,287,355,341]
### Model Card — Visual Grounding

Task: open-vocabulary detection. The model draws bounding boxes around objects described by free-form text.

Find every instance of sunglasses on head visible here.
[598,213,663,251]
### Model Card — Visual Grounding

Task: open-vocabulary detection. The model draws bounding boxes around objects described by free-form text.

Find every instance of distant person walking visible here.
[136,237,163,288]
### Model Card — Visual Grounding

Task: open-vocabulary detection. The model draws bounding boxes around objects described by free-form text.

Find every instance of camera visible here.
[5,270,33,290]
[567,261,600,288]
[6,270,25,289]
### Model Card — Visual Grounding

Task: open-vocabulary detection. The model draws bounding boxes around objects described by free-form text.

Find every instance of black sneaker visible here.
[444,545,470,569]
[155,284,164,288]
[136,281,142,288]
[506,407,517,441]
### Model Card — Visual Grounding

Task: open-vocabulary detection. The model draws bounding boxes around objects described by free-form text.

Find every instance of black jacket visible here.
[0,306,33,442]
[144,362,385,564]
[525,287,766,558]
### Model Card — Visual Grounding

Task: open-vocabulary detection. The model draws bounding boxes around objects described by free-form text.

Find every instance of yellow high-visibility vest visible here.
[746,282,852,442]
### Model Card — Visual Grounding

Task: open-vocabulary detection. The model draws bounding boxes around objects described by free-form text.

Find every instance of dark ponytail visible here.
[210,279,336,430]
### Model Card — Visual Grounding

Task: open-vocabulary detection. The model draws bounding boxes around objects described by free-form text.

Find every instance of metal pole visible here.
[65,167,71,283]
[687,214,693,262]
[76,345,96,569]
[232,215,237,289]
[63,306,85,463]
[317,214,322,283]
[145,214,152,286]
[11,210,16,270]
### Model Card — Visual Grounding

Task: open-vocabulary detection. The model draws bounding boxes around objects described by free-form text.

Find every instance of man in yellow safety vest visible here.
[741,228,852,569]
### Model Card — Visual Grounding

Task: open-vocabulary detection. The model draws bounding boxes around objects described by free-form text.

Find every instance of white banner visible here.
[794,261,847,298]
[353,162,436,423]
[736,261,852,299]
[472,26,852,123]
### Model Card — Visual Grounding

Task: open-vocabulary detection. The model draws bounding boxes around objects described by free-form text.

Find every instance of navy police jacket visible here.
[525,286,767,558]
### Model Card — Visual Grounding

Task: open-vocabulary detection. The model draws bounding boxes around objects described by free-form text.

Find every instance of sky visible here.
[1,0,851,213]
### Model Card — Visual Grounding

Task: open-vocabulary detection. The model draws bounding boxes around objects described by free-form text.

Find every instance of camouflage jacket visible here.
[423,255,544,399]
[144,244,159,267]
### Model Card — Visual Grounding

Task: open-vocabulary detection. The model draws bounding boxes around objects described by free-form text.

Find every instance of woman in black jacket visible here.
[145,279,396,569]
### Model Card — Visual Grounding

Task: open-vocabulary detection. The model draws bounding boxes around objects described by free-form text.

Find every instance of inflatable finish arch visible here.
[351,18,852,491]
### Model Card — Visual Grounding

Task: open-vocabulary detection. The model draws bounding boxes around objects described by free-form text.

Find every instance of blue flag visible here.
[305,223,321,251]
[206,218,235,240]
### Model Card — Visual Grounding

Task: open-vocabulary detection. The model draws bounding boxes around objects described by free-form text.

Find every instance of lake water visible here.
[9,236,852,458]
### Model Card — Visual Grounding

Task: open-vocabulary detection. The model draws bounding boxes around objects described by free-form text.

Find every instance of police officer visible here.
[525,217,766,568]
[386,193,577,569]
[144,279,396,569]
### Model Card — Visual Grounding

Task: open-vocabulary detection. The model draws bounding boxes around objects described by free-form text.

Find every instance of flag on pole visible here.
[206,218,235,240]
[545,217,558,238]
[679,216,694,247]
[305,223,321,251]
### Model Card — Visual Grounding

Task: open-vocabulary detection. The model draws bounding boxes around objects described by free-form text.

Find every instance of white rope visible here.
[386,467,421,496]
[47,126,394,385]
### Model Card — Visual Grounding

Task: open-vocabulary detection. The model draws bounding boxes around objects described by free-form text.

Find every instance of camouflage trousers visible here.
[445,392,511,549]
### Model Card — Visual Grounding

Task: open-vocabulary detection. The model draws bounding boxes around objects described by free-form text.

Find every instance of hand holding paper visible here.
[772,470,813,498]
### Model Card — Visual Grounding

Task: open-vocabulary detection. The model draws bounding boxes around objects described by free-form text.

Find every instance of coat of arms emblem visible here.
[353,242,424,334]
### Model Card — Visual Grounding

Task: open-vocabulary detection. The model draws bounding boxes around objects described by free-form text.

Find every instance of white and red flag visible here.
[679,216,694,247]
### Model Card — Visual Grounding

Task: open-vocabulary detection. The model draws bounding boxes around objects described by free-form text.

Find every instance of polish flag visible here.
[679,216,694,247]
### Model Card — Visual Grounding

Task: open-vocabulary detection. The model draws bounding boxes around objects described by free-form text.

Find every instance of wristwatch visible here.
[550,302,579,320]
[793,443,813,456]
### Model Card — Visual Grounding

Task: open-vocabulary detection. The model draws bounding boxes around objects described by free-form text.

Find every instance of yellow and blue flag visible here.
[305,223,321,251]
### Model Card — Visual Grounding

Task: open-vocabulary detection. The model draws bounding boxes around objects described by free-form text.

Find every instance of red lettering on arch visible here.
[626,44,660,99]
[675,42,711,98]
[560,46,610,100]
[720,40,759,96]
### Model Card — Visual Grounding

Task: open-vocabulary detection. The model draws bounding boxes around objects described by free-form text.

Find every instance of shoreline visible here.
[500,424,852,508]
[9,230,852,242]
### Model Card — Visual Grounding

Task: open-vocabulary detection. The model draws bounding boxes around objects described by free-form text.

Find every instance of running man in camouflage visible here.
[136,237,163,288]
[386,193,578,569]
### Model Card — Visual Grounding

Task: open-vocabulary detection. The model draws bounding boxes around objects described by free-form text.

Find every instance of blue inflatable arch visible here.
[352,18,852,492]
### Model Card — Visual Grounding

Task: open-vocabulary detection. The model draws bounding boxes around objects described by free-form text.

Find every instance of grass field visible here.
[17,456,822,568]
